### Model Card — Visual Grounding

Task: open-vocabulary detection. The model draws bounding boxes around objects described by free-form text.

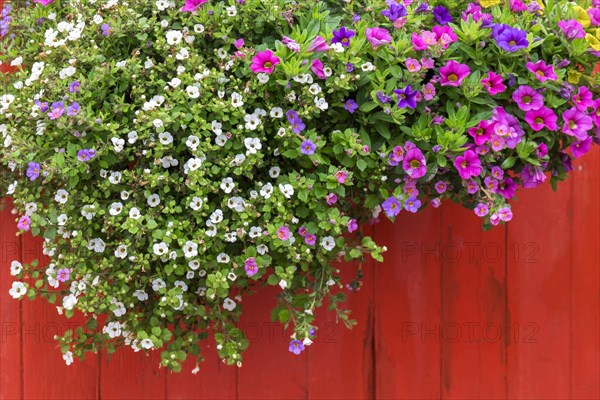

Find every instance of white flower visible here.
[260,183,274,199]
[109,202,123,216]
[186,86,200,98]
[211,120,222,134]
[209,209,223,224]
[59,66,76,79]
[331,42,345,53]
[133,290,148,301]
[308,84,322,96]
[140,338,154,349]
[152,279,166,291]
[54,189,69,204]
[147,194,161,207]
[270,107,283,118]
[108,172,122,184]
[244,138,261,154]
[10,261,23,276]
[158,131,173,145]
[111,137,125,152]
[113,302,126,317]
[127,131,138,144]
[6,180,17,195]
[153,119,164,128]
[186,135,200,150]
[129,207,141,220]
[189,196,203,210]
[87,238,106,253]
[188,260,200,270]
[315,97,329,110]
[231,92,244,108]
[194,24,205,33]
[63,294,78,310]
[9,281,27,299]
[81,204,97,220]
[166,30,183,45]
[184,157,203,172]
[103,321,122,338]
[161,156,179,168]
[361,62,375,72]
[183,241,198,258]
[144,59,154,69]
[257,73,269,84]
[278,279,288,290]
[269,166,281,178]
[227,197,245,212]
[57,214,68,226]
[63,351,74,366]
[25,202,38,216]
[174,280,188,292]
[215,135,227,146]
[225,5,237,16]
[249,227,262,238]
[115,245,128,259]
[278,184,294,198]
[257,244,269,255]
[321,236,335,251]
[217,253,230,264]
[153,242,169,256]
[223,298,236,311]
[220,177,235,193]
[230,153,246,166]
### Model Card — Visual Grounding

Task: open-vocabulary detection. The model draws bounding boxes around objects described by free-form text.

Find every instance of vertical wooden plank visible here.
[100,348,166,399]
[507,174,572,398]
[20,235,99,399]
[237,285,308,400]
[166,342,237,400]
[374,207,442,399]
[440,202,507,399]
[307,226,375,399]
[0,199,23,400]
[570,147,600,399]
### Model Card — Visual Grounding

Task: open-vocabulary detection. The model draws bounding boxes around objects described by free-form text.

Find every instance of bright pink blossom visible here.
[250,50,280,74]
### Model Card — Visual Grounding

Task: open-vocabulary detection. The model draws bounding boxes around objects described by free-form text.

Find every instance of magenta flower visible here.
[454,150,482,179]
[422,83,436,100]
[474,203,489,217]
[536,143,548,158]
[282,36,300,52]
[439,60,470,87]
[365,27,391,48]
[402,148,427,179]
[524,107,557,131]
[382,196,402,218]
[571,136,593,158]
[562,107,593,139]
[512,85,544,111]
[305,234,316,246]
[311,59,326,79]
[289,340,305,355]
[181,0,207,12]
[245,257,258,277]
[572,86,594,111]
[33,0,54,5]
[432,25,458,48]
[405,58,421,72]
[521,165,546,188]
[57,268,70,283]
[308,36,330,52]
[234,38,245,49]
[17,216,31,231]
[526,60,557,83]
[347,219,358,233]
[435,181,447,194]
[468,120,495,145]
[277,226,290,241]
[326,193,338,205]
[491,166,504,180]
[496,177,518,199]
[335,170,348,184]
[558,20,586,40]
[250,50,280,74]
[431,198,442,208]
[298,227,308,237]
[497,207,513,222]
[481,71,506,95]
[391,146,405,163]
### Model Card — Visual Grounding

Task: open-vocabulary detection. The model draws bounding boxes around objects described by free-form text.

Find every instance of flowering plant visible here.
[1,0,598,371]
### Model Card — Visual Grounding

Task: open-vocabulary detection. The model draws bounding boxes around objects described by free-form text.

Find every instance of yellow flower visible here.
[479,0,502,7]
[574,6,591,28]
[586,30,600,51]
[568,69,582,84]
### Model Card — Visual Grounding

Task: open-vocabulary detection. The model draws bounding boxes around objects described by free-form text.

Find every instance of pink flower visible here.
[571,136,593,158]
[526,60,557,82]
[326,193,338,205]
[572,86,594,111]
[405,58,421,72]
[234,38,245,49]
[347,219,358,233]
[308,36,330,52]
[524,107,557,131]
[250,50,280,74]
[562,107,593,139]
[422,83,436,101]
[335,170,348,184]
[181,0,207,12]
[468,120,495,145]
[439,60,470,86]
[277,226,290,241]
[33,0,54,5]
[481,71,506,95]
[366,27,392,48]
[305,234,316,246]
[57,268,70,283]
[245,258,258,277]
[17,216,31,231]
[311,59,326,79]
[453,150,482,180]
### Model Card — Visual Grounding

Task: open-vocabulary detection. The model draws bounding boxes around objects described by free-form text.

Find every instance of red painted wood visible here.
[570,148,600,398]
[0,199,22,400]
[506,171,573,398]
[307,226,375,399]
[100,348,165,399]
[374,208,442,399]
[440,202,507,399]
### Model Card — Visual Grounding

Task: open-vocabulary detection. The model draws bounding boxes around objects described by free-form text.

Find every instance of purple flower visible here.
[497,177,518,199]
[67,102,80,116]
[454,150,482,179]
[492,24,529,52]
[347,219,358,233]
[326,193,337,205]
[484,176,499,191]
[526,60,557,82]
[345,99,358,114]
[474,203,489,217]
[435,181,447,194]
[289,340,305,355]
[26,162,41,181]
[245,257,258,277]
[433,5,452,24]
[69,81,80,93]
[402,148,427,179]
[365,27,392,48]
[558,20,586,40]
[17,216,31,231]
[431,198,442,208]
[48,101,65,119]
[77,149,94,162]
[300,139,316,155]
[298,227,308,237]
[394,86,418,109]
[571,136,593,158]
[286,110,305,134]
[305,234,316,246]
[491,166,504,180]
[521,165,546,188]
[562,107,593,140]
[498,207,513,222]
[382,196,402,218]
[57,268,70,283]
[308,36,330,52]
[512,85,544,111]
[439,60,470,86]
[277,226,290,241]
[101,23,112,36]
[331,27,355,47]
[404,196,421,213]
[376,91,392,104]
[382,3,407,22]
[524,107,557,131]
[466,180,479,194]
[281,36,300,52]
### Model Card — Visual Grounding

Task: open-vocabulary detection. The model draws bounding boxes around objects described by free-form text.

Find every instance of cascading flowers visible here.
[1,0,598,371]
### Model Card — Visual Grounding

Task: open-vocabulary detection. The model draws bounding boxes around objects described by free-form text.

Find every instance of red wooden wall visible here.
[1,147,598,400]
